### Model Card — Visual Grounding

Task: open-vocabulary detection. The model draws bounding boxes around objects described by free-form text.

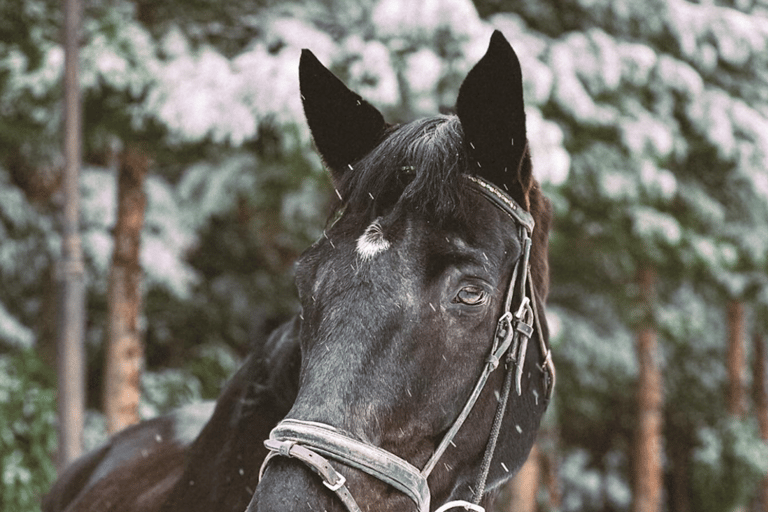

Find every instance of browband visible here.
[464,174,534,234]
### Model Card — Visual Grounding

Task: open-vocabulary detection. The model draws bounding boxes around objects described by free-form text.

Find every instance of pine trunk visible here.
[103,147,148,434]
[492,444,540,512]
[632,266,664,512]
[726,300,747,418]
[669,434,690,512]
[501,443,540,512]
[726,301,748,512]
[754,332,768,510]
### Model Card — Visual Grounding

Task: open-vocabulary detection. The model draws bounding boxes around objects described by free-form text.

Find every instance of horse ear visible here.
[299,50,387,183]
[457,31,532,209]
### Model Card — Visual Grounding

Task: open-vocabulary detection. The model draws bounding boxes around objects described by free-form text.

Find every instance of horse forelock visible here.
[334,115,469,225]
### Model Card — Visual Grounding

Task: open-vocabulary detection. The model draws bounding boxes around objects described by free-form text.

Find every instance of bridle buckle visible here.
[323,473,346,492]
[494,311,513,341]
[487,311,515,370]
[513,296,531,321]
[434,500,485,512]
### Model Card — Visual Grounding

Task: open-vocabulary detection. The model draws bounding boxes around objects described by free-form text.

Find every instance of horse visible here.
[44,30,554,512]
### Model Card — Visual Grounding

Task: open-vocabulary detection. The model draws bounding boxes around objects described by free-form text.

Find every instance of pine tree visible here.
[495,444,540,512]
[727,301,747,419]
[633,267,663,512]
[103,147,148,434]
[754,332,768,510]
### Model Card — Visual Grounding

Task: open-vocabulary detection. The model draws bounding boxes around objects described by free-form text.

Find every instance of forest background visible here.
[1,0,768,511]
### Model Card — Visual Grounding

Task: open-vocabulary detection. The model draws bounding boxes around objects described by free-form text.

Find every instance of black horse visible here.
[45,30,554,512]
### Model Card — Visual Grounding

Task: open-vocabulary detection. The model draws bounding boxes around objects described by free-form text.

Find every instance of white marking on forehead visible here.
[356,219,390,261]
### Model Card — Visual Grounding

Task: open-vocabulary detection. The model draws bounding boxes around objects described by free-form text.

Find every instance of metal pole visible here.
[57,0,86,472]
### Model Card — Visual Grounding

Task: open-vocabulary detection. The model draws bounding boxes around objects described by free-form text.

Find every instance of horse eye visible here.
[455,285,487,306]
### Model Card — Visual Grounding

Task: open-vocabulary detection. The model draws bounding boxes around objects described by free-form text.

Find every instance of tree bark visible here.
[492,444,540,512]
[724,300,749,512]
[668,432,690,512]
[632,266,664,512]
[726,300,747,418]
[103,147,148,434]
[754,332,768,510]
[500,443,540,512]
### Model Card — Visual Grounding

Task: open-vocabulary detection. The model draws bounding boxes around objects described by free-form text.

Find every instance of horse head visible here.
[252,31,554,512]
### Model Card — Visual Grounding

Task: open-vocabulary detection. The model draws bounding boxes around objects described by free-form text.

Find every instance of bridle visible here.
[258,174,555,512]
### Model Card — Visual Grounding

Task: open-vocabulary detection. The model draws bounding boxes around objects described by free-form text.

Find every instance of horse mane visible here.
[528,179,552,303]
[334,115,468,224]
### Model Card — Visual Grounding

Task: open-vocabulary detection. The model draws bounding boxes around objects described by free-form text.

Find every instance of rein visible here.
[259,175,555,512]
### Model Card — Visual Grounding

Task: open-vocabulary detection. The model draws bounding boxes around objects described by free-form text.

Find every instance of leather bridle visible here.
[259,174,555,512]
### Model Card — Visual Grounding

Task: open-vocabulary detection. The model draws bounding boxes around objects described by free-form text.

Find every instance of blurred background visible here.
[1,0,768,511]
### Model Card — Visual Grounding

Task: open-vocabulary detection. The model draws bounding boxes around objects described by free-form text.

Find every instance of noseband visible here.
[259,174,555,512]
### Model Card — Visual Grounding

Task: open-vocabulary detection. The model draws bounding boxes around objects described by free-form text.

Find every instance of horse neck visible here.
[161,317,301,512]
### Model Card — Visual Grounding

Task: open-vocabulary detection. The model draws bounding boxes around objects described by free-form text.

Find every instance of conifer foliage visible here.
[1,0,768,511]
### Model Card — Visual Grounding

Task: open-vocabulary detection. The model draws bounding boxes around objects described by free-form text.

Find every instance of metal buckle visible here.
[494,311,513,342]
[513,296,531,320]
[323,472,346,492]
[434,500,485,512]
[488,312,514,370]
